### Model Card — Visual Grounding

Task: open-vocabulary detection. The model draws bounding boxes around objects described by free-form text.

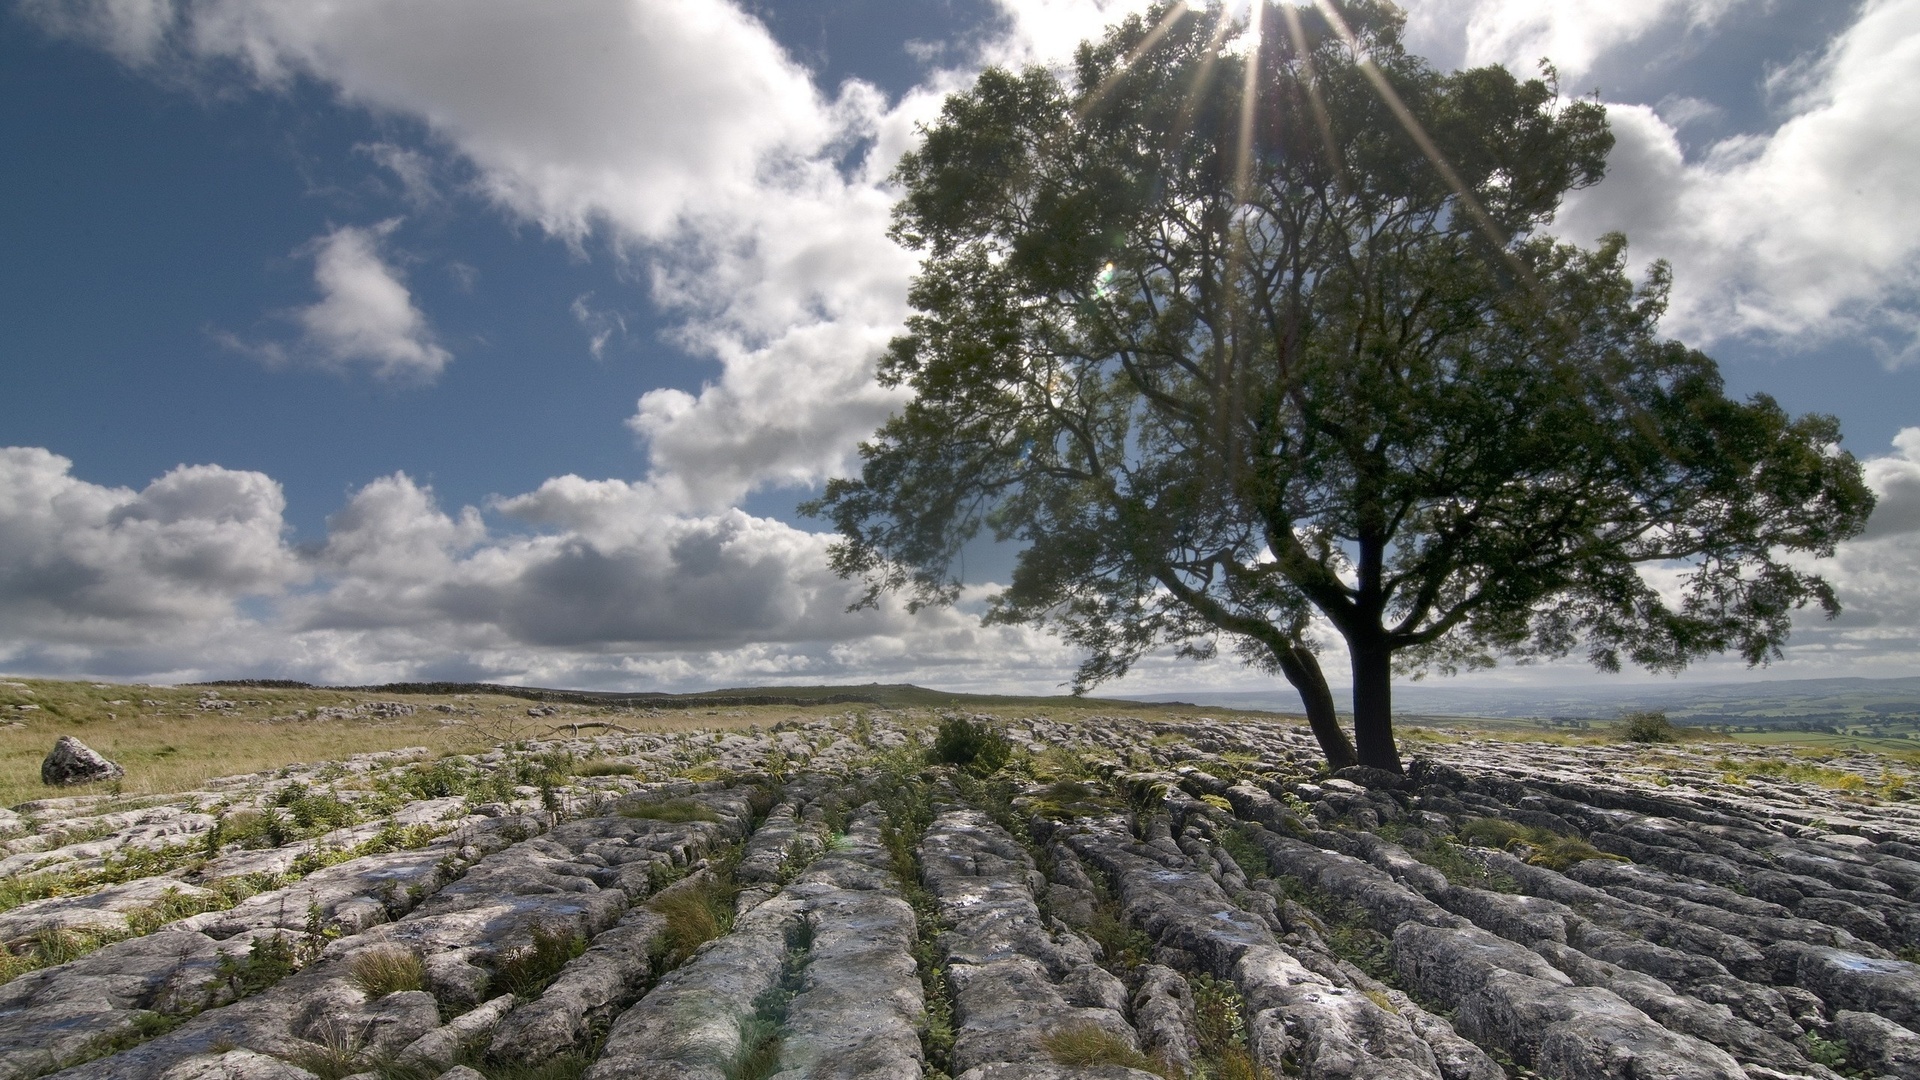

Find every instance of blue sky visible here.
[3,0,1918,694]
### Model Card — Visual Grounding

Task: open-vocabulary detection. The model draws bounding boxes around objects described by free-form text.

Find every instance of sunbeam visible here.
[1074,2,1194,120]
[1309,0,1516,261]
[1232,6,1263,205]
[1278,4,1346,188]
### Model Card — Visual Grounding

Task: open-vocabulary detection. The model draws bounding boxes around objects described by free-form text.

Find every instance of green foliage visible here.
[209,933,300,1002]
[1190,973,1261,1078]
[387,759,475,800]
[1084,907,1153,971]
[476,1054,593,1080]
[724,920,813,1080]
[929,716,1012,774]
[1619,710,1679,743]
[1217,826,1274,880]
[1801,1031,1851,1072]
[865,763,955,1077]
[808,1,1875,775]
[274,782,358,832]
[491,924,587,999]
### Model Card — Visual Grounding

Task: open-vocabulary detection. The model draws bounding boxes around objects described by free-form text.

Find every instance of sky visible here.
[2,0,1919,696]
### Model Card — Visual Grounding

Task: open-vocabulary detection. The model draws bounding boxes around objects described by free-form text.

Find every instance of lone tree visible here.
[808,1,1874,772]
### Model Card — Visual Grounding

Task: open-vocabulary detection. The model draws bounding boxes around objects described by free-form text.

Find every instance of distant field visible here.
[0,677,1289,808]
[11,674,1918,810]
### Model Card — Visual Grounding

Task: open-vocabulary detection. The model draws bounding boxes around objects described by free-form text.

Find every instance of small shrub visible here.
[348,947,426,998]
[929,716,1011,774]
[209,933,300,1001]
[1618,710,1678,744]
[621,798,721,823]
[1191,973,1248,1058]
[1085,908,1153,971]
[1801,1031,1851,1071]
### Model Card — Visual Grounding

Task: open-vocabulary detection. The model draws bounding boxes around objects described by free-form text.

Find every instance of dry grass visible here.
[0,678,794,809]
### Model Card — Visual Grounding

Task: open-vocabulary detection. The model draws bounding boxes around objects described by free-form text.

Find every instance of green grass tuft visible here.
[349,947,427,998]
[620,798,721,823]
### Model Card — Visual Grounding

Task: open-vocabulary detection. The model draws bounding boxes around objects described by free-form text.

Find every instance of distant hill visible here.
[1122,675,1920,735]
[191,679,1201,714]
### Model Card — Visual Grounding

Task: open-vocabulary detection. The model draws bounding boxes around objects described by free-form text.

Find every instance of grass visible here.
[491,924,587,999]
[649,872,739,971]
[1042,1025,1167,1075]
[620,798,722,824]
[0,678,1328,811]
[0,677,820,809]
[1455,817,1622,871]
[0,837,221,915]
[349,947,427,998]
[573,760,638,777]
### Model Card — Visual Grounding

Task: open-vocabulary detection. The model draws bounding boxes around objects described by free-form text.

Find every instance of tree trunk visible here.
[1275,643,1356,771]
[1349,638,1403,773]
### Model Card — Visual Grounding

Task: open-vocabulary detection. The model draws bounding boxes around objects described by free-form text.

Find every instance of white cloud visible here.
[1758,428,1920,674]
[570,293,626,360]
[34,0,922,507]
[0,448,301,645]
[283,220,451,380]
[1447,0,1920,357]
[18,0,1917,692]
[1399,0,1755,81]
[15,0,174,64]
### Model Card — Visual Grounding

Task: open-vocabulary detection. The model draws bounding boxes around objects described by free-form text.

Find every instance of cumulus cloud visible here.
[294,472,882,648]
[18,0,1917,691]
[290,221,451,379]
[0,448,301,645]
[1398,0,1754,81]
[1760,428,1920,674]
[1550,0,1920,355]
[221,220,451,380]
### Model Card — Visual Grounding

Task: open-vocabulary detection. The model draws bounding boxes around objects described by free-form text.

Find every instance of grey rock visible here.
[769,811,924,1080]
[1773,943,1920,1030]
[924,809,1139,1074]
[41,736,124,786]
[155,1051,320,1080]
[1130,965,1198,1077]
[395,994,515,1072]
[487,909,664,1065]
[1834,1010,1920,1079]
[1393,923,1746,1078]
[586,892,807,1080]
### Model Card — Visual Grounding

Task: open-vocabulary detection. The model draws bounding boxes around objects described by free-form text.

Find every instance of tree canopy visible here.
[807,0,1876,772]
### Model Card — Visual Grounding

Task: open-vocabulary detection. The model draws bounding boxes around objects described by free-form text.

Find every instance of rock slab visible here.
[42,736,125,786]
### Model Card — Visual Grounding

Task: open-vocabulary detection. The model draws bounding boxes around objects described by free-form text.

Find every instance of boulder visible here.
[41,735,125,786]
